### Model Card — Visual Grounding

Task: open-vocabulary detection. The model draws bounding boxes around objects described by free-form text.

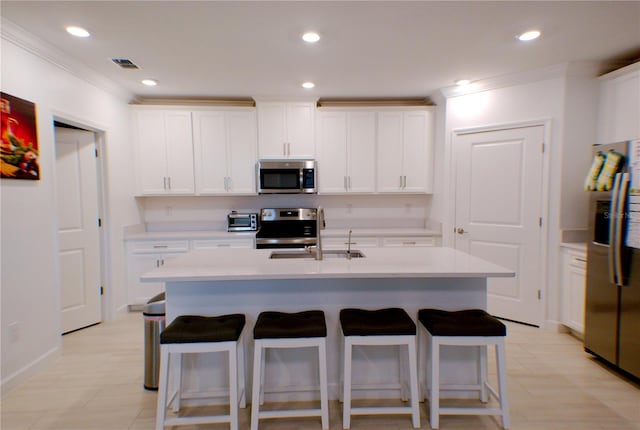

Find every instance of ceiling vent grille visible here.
[111,58,140,69]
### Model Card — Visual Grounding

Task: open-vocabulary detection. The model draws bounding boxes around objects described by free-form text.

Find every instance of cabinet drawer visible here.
[323,236,379,249]
[192,238,254,249]
[130,240,190,253]
[382,237,435,247]
[568,251,587,270]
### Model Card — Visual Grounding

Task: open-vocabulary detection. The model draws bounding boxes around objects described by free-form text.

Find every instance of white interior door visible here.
[55,127,102,333]
[454,125,544,326]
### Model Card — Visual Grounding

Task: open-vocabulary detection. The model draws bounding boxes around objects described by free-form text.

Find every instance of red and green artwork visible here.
[1,92,40,180]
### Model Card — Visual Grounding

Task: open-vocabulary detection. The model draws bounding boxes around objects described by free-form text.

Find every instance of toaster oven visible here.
[227,212,258,232]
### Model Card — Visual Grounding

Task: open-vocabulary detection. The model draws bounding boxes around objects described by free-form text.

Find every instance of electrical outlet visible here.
[8,322,19,343]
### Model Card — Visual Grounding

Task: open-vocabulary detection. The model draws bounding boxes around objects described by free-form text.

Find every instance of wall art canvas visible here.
[1,92,40,180]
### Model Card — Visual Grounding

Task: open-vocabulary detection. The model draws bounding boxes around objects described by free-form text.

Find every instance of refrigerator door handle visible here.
[614,172,630,286]
[609,173,622,285]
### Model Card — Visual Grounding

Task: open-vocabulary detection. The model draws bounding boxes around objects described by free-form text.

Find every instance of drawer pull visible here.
[403,241,416,245]
[574,257,587,263]
[153,245,169,249]
[217,243,231,247]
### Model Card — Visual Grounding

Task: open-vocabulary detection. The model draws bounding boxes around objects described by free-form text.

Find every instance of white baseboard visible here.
[1,346,61,396]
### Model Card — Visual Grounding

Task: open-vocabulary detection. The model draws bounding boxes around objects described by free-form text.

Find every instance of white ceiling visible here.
[2,1,639,100]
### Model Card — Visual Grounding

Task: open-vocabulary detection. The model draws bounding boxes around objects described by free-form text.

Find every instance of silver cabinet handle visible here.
[403,175,407,188]
[153,245,169,249]
[227,176,231,191]
[288,143,291,156]
[348,176,352,190]
[344,176,347,190]
[167,177,171,190]
[163,177,167,190]
[400,175,403,188]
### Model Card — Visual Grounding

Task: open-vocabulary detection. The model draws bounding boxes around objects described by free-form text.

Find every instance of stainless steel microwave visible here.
[257,159,317,194]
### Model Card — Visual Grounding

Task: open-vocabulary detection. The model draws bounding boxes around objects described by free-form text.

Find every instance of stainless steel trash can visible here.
[143,292,165,390]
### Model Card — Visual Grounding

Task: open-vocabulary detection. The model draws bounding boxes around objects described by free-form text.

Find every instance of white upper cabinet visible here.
[192,109,257,195]
[597,64,640,144]
[317,110,376,194]
[377,109,434,193]
[257,102,315,158]
[134,109,195,195]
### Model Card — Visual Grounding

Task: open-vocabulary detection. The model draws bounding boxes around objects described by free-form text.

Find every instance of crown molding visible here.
[317,97,434,108]
[439,63,572,99]
[1,17,133,102]
[130,97,256,107]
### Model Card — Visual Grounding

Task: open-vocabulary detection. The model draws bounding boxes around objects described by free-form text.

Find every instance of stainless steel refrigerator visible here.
[585,140,640,380]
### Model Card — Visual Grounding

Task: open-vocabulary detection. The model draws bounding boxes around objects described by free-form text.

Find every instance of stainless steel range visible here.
[255,208,319,249]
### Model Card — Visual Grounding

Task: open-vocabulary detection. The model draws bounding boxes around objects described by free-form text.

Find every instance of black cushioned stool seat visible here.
[417,308,510,429]
[161,314,246,344]
[339,307,420,429]
[418,309,506,337]
[156,313,247,430]
[340,307,416,336]
[253,310,327,339]
[251,310,329,430]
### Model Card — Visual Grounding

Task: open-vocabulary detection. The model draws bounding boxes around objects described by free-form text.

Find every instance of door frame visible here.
[53,113,111,325]
[448,119,552,326]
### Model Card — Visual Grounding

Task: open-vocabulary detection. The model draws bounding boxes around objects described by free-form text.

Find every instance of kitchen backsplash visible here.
[137,194,435,230]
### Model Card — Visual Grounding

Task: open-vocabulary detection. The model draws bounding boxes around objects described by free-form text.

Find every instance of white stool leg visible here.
[479,345,488,402]
[318,339,329,430]
[155,345,170,430]
[172,352,182,413]
[400,344,408,401]
[407,337,421,429]
[418,325,426,402]
[259,346,266,406]
[343,336,353,429]
[496,341,510,429]
[250,340,263,430]
[228,345,239,430]
[429,336,440,429]
[338,329,344,402]
[238,336,247,408]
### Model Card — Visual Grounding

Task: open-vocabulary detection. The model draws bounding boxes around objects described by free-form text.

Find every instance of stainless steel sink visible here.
[269,249,365,260]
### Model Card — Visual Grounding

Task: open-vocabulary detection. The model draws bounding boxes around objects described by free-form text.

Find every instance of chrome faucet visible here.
[314,207,325,260]
[346,229,353,259]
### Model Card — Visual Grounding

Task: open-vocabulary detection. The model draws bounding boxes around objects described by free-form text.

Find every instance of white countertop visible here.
[141,246,514,282]
[560,242,587,253]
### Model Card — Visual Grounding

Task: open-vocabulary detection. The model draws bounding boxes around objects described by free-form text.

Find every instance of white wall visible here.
[437,64,599,328]
[1,32,140,393]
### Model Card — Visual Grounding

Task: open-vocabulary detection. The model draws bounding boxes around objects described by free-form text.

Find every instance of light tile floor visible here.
[2,311,639,430]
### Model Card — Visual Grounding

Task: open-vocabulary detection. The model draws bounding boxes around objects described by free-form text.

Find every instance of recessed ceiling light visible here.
[141,79,158,87]
[302,32,320,43]
[517,30,541,42]
[66,26,90,38]
[455,79,471,86]
[302,82,315,89]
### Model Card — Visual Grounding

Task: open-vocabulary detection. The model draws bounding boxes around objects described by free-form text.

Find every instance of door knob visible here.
[457,227,465,234]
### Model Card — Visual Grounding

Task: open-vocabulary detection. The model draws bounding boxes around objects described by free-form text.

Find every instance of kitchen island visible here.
[142,246,513,402]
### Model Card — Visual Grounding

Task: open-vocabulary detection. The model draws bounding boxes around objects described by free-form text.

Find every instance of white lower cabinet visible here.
[323,236,379,250]
[561,247,587,335]
[192,238,254,249]
[382,237,436,247]
[126,240,189,306]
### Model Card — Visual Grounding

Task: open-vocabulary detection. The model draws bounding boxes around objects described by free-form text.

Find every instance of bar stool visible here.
[418,309,510,429]
[250,310,329,430]
[155,314,246,430]
[340,308,420,429]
